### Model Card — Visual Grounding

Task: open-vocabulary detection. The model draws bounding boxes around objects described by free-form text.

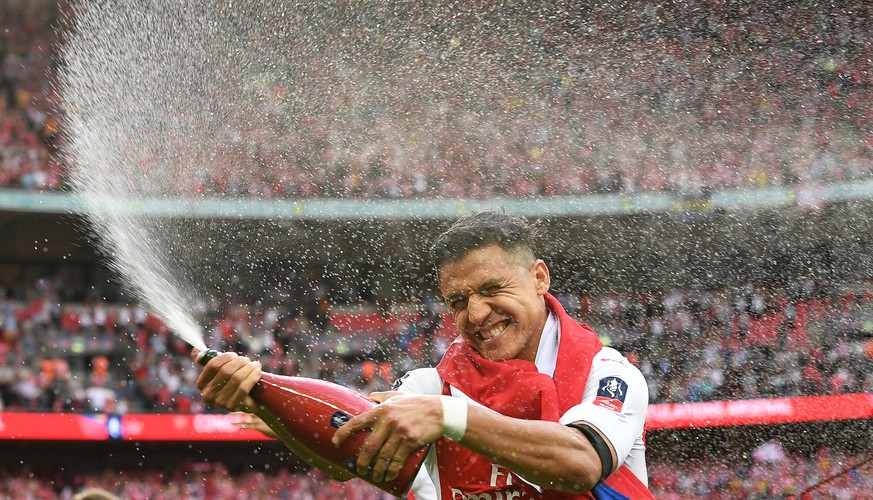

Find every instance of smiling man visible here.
[332,211,653,499]
[195,211,652,499]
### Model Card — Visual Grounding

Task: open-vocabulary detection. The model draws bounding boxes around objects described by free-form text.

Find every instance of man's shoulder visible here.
[392,367,443,395]
[590,346,645,378]
[594,345,628,362]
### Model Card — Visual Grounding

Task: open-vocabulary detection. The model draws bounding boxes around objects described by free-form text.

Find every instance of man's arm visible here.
[458,407,615,493]
[331,393,612,493]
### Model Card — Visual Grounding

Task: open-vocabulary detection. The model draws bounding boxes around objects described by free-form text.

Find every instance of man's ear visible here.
[532,259,550,295]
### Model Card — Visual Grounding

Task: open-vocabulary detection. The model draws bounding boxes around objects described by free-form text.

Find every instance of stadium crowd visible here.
[1,274,872,414]
[647,445,873,499]
[1,444,871,499]
[589,278,873,403]
[1,466,397,500]
[1,1,873,197]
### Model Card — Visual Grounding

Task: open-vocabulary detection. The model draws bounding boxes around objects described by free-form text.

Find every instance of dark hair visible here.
[429,210,541,268]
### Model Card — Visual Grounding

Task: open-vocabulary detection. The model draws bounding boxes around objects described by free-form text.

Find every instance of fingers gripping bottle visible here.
[196,349,428,497]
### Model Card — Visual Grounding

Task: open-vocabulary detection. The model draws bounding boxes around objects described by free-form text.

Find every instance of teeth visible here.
[479,323,507,340]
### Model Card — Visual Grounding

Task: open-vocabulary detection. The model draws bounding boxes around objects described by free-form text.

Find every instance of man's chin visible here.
[476,347,511,362]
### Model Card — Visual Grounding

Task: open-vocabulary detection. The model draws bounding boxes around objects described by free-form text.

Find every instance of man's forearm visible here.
[457,406,602,493]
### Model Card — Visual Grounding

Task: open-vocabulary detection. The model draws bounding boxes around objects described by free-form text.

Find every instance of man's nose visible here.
[466,295,491,325]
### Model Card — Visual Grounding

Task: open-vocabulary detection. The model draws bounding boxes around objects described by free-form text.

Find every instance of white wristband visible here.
[440,396,468,442]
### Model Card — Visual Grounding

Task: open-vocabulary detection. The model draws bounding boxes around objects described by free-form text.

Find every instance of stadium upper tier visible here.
[1,1,872,198]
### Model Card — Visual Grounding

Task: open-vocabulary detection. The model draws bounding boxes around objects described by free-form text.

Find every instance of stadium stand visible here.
[2,0,873,499]
[1,1,872,197]
[0,445,871,498]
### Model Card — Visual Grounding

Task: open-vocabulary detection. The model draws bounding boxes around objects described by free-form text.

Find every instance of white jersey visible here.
[395,312,649,495]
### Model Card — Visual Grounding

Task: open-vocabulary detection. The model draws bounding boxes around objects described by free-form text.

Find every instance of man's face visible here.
[438,244,550,362]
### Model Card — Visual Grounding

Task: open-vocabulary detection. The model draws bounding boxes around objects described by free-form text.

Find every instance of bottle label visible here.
[329,410,351,429]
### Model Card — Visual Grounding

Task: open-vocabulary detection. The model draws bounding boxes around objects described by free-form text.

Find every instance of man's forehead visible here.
[438,246,504,277]
[438,244,523,270]
[438,247,529,296]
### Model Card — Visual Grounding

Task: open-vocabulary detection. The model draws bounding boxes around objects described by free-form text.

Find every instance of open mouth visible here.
[477,320,510,340]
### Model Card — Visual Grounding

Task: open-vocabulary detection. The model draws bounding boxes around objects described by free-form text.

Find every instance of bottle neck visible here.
[196,349,220,366]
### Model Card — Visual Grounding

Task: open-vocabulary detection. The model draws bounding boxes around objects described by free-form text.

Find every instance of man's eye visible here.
[450,299,467,311]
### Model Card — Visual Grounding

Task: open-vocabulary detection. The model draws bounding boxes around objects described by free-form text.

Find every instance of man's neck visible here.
[533,311,560,377]
[518,304,551,362]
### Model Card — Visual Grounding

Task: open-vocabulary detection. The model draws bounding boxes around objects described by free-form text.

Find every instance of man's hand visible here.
[192,350,261,412]
[331,393,443,483]
[232,412,278,438]
[366,390,403,403]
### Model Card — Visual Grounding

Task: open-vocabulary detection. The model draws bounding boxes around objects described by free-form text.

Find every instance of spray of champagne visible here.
[56,1,295,351]
[57,0,573,351]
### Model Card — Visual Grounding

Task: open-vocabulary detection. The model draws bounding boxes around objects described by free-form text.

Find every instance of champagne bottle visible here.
[197,349,428,497]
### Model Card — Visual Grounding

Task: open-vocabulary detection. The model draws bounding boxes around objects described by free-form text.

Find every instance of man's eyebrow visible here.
[477,278,504,290]
[445,278,504,302]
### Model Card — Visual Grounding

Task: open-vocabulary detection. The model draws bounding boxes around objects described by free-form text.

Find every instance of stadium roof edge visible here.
[1,180,872,219]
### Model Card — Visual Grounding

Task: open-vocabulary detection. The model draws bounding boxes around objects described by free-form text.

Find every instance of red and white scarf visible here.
[434,294,653,500]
